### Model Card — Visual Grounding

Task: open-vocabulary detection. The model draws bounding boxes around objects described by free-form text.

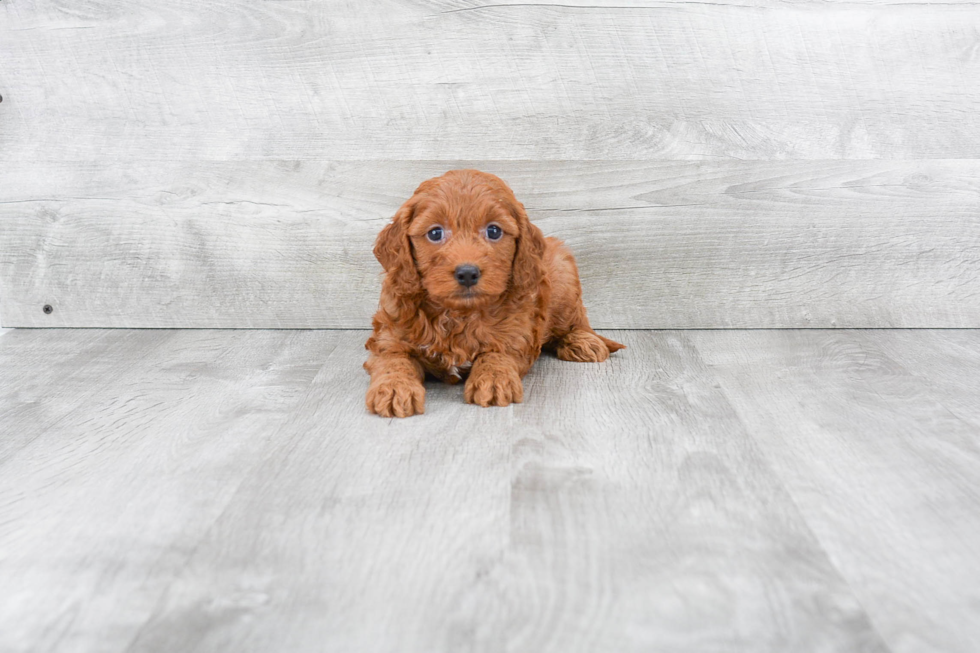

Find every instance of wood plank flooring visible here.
[1,329,978,652]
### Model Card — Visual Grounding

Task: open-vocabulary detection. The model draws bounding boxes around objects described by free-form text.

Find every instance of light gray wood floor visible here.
[1,329,978,653]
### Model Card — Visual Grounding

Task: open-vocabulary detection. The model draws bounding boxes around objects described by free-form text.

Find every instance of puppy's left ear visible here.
[510,201,548,298]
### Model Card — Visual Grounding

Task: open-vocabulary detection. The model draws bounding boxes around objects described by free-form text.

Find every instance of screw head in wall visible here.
[43,304,53,314]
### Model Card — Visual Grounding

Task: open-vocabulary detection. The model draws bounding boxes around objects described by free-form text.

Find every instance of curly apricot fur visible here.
[364,170,623,416]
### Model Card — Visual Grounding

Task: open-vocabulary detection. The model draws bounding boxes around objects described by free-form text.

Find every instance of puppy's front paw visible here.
[465,366,523,407]
[556,330,610,363]
[366,377,425,417]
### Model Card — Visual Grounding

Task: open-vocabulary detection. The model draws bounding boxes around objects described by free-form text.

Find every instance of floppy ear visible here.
[509,201,548,299]
[374,198,422,297]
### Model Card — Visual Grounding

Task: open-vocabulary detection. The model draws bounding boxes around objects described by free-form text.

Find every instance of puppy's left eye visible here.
[486,224,503,241]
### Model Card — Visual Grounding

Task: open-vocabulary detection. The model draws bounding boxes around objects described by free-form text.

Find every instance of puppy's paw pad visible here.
[556,331,610,363]
[366,378,425,417]
[464,368,523,407]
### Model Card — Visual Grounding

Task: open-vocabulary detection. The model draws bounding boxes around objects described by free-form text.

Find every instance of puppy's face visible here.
[406,175,520,309]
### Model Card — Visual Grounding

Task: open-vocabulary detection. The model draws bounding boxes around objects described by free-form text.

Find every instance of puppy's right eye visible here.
[426,226,445,243]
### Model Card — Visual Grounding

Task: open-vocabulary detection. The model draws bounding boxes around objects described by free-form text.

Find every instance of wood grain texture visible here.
[0,329,178,463]
[692,329,980,653]
[0,329,328,653]
[2,159,978,328]
[0,329,896,653]
[2,0,979,161]
[454,330,887,653]
[866,329,980,430]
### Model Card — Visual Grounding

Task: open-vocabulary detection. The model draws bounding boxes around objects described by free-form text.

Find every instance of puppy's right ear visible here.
[374,198,422,295]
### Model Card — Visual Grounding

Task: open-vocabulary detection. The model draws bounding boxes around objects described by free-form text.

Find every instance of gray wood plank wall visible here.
[1,0,978,327]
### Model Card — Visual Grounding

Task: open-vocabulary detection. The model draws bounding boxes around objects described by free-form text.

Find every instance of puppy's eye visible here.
[426,226,445,243]
[486,224,503,241]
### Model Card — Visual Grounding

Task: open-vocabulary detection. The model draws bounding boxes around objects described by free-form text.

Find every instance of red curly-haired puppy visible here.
[365,169,624,417]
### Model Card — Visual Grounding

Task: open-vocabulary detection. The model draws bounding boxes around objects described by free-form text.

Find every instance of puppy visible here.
[365,169,624,417]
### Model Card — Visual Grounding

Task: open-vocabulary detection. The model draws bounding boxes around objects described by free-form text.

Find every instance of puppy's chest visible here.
[414,319,484,383]
[416,341,477,383]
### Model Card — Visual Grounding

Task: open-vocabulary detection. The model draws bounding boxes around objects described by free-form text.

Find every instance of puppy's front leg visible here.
[365,354,425,417]
[464,352,525,408]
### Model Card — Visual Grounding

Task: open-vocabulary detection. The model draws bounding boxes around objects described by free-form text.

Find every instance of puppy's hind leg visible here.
[555,328,624,363]
[544,239,626,363]
[551,298,625,363]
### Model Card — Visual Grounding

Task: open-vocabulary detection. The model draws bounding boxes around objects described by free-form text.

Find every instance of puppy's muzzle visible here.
[454,264,481,288]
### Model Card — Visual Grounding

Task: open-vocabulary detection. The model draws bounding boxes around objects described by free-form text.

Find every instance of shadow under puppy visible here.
[365,169,624,417]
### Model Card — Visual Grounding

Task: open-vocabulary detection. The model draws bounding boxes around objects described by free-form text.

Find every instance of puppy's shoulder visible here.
[543,236,576,267]
[543,235,569,259]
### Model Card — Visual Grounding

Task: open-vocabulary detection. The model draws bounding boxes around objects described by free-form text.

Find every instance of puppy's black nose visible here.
[454,264,481,288]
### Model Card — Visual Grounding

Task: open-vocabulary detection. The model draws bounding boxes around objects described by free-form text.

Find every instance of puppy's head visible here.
[374,170,545,311]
